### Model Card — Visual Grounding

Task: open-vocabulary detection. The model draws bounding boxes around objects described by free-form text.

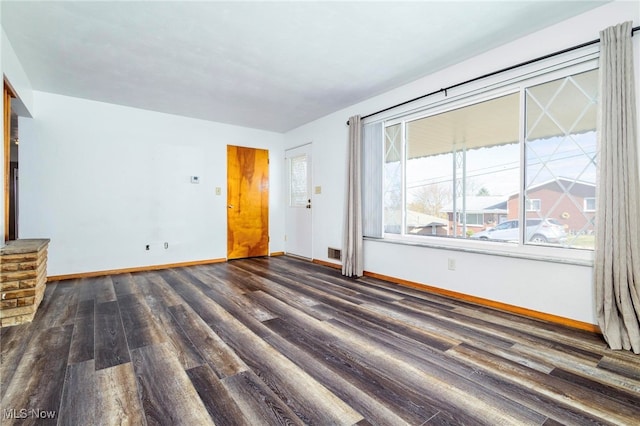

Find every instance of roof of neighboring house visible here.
[441,196,508,214]
[386,210,448,227]
[507,177,595,199]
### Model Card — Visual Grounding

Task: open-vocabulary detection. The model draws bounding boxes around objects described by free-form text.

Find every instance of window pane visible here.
[584,197,595,212]
[405,93,520,240]
[525,69,597,249]
[289,154,308,207]
[526,199,541,211]
[406,153,453,237]
[384,124,402,234]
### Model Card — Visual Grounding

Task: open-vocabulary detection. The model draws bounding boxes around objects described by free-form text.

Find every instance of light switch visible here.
[191,176,200,184]
[315,186,322,194]
[215,187,222,196]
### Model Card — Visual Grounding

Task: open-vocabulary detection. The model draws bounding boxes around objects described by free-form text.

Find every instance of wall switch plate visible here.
[315,186,322,194]
[191,176,200,184]
[215,187,222,195]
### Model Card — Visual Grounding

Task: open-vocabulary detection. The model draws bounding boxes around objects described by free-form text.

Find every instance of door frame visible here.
[3,81,16,243]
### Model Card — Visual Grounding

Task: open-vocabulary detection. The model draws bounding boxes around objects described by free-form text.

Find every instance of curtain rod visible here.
[347,25,640,125]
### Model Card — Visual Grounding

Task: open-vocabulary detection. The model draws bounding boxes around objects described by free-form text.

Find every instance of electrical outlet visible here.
[447,258,456,271]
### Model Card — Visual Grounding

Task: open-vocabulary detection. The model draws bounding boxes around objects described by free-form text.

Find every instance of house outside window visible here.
[379,65,598,251]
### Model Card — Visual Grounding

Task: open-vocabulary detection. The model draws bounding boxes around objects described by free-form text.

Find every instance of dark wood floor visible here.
[1,256,639,425]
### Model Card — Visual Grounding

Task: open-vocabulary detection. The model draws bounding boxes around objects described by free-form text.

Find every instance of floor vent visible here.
[328,247,341,260]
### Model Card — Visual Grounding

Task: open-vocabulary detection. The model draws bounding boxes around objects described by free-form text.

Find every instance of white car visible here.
[471,219,567,244]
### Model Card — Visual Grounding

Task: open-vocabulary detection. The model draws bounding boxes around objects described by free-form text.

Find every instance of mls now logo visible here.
[3,409,57,419]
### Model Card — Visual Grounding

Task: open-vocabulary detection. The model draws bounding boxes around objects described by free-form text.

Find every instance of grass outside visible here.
[567,234,595,250]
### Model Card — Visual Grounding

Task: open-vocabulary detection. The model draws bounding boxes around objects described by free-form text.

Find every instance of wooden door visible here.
[227,145,269,259]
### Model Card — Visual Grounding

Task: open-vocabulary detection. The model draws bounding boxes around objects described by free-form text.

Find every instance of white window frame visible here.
[368,46,599,266]
[583,197,596,212]
[465,213,484,226]
[526,199,542,212]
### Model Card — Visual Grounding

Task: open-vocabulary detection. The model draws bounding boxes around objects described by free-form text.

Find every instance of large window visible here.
[380,67,598,250]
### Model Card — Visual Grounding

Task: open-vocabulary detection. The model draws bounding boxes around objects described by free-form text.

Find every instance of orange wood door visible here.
[4,83,15,242]
[227,145,269,259]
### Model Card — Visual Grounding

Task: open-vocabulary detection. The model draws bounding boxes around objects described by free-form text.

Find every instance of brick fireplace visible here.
[0,239,50,327]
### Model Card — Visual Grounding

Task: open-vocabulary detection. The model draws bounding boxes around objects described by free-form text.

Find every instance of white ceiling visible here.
[1,1,607,133]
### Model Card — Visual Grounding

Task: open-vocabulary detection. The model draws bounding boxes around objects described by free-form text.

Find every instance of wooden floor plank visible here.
[57,360,96,426]
[598,355,640,381]
[311,299,460,351]
[94,300,130,370]
[0,322,36,399]
[168,304,247,379]
[221,370,306,426]
[112,273,141,299]
[164,275,364,425]
[94,276,117,304]
[263,316,435,425]
[130,343,214,426]
[222,262,334,321]
[251,289,545,425]
[132,277,206,370]
[118,293,166,350]
[549,367,640,410]
[186,364,253,426]
[1,256,638,425]
[260,324,410,425]
[67,299,95,364]
[0,325,73,426]
[168,268,278,326]
[1,283,61,400]
[363,299,517,349]
[447,343,640,425]
[43,281,80,329]
[95,362,147,425]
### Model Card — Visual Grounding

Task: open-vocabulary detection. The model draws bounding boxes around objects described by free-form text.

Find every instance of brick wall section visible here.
[0,239,50,327]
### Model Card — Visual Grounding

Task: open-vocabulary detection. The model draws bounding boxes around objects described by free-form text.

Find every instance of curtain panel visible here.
[594,21,640,354]
[342,115,364,277]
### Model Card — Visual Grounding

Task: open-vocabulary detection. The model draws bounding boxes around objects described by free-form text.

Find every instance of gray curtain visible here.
[342,115,364,277]
[362,122,384,238]
[595,21,640,354]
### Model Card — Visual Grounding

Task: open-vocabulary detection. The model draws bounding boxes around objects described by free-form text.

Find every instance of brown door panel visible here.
[227,145,269,259]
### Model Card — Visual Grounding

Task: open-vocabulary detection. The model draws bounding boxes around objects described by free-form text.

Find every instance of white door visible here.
[285,144,312,258]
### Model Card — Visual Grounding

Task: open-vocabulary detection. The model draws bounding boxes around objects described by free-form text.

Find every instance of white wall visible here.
[2,30,33,117]
[19,92,285,276]
[283,1,640,325]
[1,25,34,247]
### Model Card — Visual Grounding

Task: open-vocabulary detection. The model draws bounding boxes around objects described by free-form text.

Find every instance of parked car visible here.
[470,219,567,244]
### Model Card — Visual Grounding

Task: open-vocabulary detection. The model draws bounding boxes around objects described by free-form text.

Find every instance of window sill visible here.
[365,235,594,267]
